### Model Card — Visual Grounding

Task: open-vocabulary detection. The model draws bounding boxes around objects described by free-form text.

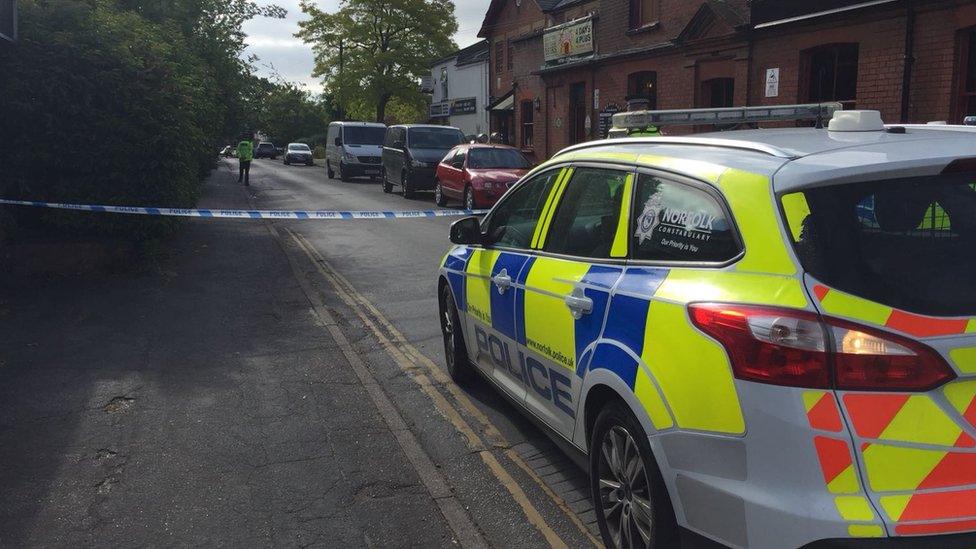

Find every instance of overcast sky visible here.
[242,0,486,95]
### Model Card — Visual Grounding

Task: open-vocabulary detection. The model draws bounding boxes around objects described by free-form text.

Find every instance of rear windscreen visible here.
[782,176,976,316]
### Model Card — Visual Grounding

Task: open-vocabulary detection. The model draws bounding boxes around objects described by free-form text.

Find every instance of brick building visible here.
[478,0,976,161]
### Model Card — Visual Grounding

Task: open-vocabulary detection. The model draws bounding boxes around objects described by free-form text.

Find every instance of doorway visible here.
[569,82,587,145]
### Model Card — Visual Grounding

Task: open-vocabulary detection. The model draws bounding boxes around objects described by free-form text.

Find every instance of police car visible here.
[437,103,976,548]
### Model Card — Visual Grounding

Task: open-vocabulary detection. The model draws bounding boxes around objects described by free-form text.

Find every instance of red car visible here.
[434,144,532,209]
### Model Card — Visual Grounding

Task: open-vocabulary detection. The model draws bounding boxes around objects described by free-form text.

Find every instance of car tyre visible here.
[434,181,448,207]
[439,284,474,385]
[339,162,351,182]
[591,401,679,549]
[401,171,415,199]
[464,186,476,211]
[284,157,290,165]
[327,161,335,179]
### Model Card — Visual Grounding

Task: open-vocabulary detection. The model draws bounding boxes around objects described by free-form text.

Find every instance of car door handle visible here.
[564,288,593,319]
[491,269,512,294]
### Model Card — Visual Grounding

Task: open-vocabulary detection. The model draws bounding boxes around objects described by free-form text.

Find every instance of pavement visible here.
[0,158,601,548]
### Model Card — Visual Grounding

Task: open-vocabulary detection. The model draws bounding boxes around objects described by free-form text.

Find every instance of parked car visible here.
[434,144,531,209]
[382,125,465,198]
[283,143,314,166]
[438,105,976,548]
[325,121,387,181]
[254,142,277,159]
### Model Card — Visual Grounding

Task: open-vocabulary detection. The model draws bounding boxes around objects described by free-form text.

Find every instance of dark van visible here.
[382,125,465,198]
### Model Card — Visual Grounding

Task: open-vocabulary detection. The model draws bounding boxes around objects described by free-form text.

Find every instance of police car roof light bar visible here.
[611,103,844,131]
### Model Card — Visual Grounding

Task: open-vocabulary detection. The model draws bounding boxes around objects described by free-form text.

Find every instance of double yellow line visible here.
[288,229,602,549]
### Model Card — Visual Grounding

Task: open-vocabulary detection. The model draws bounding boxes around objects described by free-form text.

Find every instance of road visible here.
[0,157,601,548]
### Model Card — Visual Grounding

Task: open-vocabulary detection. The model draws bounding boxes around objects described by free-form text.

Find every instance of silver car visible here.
[283,143,314,166]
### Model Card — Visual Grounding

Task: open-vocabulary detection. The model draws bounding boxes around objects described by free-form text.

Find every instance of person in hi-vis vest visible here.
[236,134,254,186]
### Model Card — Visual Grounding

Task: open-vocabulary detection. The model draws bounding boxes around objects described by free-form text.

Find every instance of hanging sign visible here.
[543,16,594,63]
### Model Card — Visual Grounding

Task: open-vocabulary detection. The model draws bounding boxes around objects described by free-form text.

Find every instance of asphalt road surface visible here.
[0,157,603,548]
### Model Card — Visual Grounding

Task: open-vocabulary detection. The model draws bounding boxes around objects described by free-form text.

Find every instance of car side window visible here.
[451,150,466,168]
[484,170,561,250]
[544,168,630,259]
[632,173,740,263]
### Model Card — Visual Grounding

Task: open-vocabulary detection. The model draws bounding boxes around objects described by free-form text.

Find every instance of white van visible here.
[325,121,387,181]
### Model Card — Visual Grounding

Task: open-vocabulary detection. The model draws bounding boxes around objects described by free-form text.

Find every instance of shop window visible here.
[627,71,658,108]
[806,43,859,107]
[521,100,534,148]
[701,77,734,108]
[629,0,657,29]
[955,27,976,121]
[495,41,504,72]
[440,67,449,100]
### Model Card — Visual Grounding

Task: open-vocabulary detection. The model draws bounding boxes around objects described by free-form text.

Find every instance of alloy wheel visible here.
[598,426,654,549]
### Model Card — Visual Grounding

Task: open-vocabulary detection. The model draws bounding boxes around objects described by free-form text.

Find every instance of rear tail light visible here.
[689,304,956,391]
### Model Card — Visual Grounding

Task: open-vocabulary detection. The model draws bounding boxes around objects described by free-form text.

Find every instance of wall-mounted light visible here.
[534,97,541,111]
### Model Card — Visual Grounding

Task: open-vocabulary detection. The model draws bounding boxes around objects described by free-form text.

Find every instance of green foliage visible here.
[252,79,330,146]
[0,0,284,240]
[297,0,458,122]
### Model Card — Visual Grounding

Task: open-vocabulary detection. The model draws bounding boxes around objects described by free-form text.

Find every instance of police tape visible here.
[0,199,488,220]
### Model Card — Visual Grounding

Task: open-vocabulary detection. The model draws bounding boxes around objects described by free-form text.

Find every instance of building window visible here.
[701,77,734,108]
[629,0,657,29]
[521,100,534,148]
[440,67,449,100]
[508,42,514,70]
[956,27,976,121]
[627,71,658,108]
[496,41,504,72]
[806,43,859,106]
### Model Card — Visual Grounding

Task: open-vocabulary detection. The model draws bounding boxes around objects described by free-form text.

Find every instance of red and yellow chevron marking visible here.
[843,393,976,448]
[881,488,976,522]
[803,391,843,432]
[805,393,881,536]
[862,444,976,492]
[813,285,972,338]
[814,437,861,494]
[945,380,976,430]
[896,519,976,536]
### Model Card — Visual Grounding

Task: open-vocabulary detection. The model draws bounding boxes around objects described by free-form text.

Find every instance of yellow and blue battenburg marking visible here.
[581,268,670,385]
[442,246,474,313]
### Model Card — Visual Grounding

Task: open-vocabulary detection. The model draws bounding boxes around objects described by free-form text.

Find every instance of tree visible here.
[254,79,330,145]
[297,0,457,123]
[0,0,284,241]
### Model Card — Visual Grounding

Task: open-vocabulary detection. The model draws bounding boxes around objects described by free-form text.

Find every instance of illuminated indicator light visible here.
[689,304,956,391]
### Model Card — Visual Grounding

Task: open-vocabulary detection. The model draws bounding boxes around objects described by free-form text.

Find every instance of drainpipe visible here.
[900,0,916,123]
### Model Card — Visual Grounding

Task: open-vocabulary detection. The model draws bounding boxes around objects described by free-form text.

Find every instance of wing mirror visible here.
[334,137,342,147]
[450,216,484,245]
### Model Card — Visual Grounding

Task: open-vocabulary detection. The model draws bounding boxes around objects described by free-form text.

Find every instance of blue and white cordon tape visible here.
[0,199,487,220]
